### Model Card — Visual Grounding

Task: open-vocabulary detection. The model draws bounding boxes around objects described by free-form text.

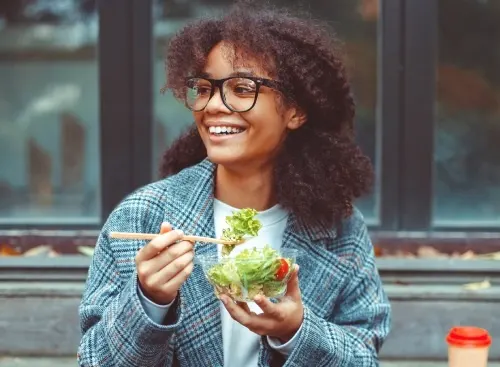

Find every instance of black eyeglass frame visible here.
[184,76,282,112]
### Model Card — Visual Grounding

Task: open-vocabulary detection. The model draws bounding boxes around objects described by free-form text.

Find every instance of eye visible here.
[227,78,257,96]
[195,86,212,95]
[186,78,212,96]
[234,84,256,94]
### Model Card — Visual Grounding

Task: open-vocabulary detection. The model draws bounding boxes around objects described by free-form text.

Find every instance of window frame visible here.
[0,0,498,242]
[100,0,154,222]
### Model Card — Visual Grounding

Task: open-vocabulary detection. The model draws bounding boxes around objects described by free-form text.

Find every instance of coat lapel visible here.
[258,214,337,366]
[165,159,224,367]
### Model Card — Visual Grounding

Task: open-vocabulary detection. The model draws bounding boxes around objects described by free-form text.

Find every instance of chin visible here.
[205,148,247,169]
[206,152,238,167]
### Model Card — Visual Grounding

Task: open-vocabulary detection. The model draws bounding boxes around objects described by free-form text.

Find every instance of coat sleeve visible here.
[263,220,391,367]
[77,197,184,367]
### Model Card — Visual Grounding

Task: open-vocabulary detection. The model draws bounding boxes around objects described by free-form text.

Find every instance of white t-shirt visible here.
[138,199,301,366]
[213,199,293,367]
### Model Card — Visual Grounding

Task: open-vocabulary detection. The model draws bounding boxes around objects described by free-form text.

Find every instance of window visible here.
[152,0,380,223]
[433,0,500,226]
[0,0,497,249]
[0,0,100,225]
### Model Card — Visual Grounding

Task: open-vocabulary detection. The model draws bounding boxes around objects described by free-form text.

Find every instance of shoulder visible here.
[102,180,171,235]
[106,161,214,232]
[120,160,213,210]
[325,206,373,265]
[339,206,369,240]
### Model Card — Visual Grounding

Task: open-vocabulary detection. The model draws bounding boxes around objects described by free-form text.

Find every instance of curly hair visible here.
[160,1,374,231]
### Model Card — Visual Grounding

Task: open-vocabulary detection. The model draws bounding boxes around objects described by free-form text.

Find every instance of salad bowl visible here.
[196,246,298,302]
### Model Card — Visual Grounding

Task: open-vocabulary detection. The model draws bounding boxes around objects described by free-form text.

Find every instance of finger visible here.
[154,250,194,284]
[253,296,282,319]
[160,222,173,234]
[236,302,251,314]
[145,240,194,273]
[136,241,193,280]
[285,264,301,301]
[162,261,194,294]
[221,296,254,327]
[136,229,184,262]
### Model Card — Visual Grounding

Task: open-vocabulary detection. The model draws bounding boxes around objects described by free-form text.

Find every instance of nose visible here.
[204,87,232,114]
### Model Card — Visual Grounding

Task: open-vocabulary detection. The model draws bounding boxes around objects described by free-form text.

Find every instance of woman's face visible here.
[192,42,305,170]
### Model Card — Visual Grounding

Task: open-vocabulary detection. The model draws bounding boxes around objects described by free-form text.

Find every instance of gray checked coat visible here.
[78,159,391,367]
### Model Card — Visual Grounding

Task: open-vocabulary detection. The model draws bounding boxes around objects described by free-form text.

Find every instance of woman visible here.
[78,3,391,367]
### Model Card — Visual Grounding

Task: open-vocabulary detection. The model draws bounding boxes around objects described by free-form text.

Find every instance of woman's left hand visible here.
[220,265,304,343]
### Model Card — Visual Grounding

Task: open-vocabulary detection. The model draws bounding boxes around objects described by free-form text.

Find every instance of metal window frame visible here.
[100,0,153,222]
[377,0,403,230]
[398,0,437,231]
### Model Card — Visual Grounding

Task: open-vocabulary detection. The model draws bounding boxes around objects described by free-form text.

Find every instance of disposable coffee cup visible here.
[446,326,491,367]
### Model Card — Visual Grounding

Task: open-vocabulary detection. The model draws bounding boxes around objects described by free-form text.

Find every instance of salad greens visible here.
[221,208,262,256]
[207,245,292,301]
[205,207,293,301]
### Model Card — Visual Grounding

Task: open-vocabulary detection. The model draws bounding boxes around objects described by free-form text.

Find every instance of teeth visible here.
[208,126,244,134]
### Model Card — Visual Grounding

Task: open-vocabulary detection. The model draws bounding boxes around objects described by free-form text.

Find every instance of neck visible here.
[214,163,276,211]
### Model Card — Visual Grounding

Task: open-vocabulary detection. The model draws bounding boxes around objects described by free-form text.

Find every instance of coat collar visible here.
[171,158,337,243]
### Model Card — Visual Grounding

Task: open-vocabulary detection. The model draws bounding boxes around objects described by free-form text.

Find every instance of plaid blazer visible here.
[78,159,391,367]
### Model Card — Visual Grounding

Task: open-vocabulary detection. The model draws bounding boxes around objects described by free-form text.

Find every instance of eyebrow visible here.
[229,71,257,78]
[198,70,258,79]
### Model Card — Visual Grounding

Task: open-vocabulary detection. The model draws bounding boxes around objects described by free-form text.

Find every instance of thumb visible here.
[160,222,173,234]
[285,265,301,301]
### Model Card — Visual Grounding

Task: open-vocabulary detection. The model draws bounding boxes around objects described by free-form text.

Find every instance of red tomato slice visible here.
[275,258,289,280]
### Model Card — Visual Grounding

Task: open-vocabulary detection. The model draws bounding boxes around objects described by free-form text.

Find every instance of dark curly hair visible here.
[160,1,373,231]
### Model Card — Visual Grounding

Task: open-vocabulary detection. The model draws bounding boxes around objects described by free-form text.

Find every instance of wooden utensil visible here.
[109,232,242,245]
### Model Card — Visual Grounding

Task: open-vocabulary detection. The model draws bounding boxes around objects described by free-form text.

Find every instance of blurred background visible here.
[0,0,499,365]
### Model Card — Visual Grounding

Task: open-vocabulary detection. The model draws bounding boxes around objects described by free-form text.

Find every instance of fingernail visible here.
[220,296,227,305]
[176,229,184,236]
[254,295,262,303]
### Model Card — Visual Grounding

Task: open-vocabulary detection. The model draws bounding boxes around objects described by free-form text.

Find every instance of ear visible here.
[286,106,307,130]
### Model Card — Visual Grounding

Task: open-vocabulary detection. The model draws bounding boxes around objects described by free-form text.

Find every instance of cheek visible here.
[249,103,288,138]
[193,112,203,124]
[252,95,287,124]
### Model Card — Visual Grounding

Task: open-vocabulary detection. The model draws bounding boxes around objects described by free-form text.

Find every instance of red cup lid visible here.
[446,326,492,348]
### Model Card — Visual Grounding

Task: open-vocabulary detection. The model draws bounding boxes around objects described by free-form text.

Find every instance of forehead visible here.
[203,41,274,78]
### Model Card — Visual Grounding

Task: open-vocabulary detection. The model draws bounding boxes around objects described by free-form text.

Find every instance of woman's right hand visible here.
[135,222,195,305]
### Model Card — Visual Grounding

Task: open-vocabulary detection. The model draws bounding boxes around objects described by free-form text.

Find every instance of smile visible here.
[208,126,245,136]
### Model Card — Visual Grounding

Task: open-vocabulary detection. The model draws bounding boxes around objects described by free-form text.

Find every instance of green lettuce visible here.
[234,246,282,286]
[221,208,262,256]
[207,245,289,300]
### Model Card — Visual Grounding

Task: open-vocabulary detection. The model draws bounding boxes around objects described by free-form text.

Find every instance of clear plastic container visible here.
[446,326,492,367]
[196,248,298,302]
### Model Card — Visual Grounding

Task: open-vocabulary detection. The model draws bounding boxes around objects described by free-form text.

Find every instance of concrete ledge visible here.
[1,258,499,360]
[1,282,499,360]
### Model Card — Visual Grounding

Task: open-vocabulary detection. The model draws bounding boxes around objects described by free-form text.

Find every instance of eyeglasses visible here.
[184,76,281,112]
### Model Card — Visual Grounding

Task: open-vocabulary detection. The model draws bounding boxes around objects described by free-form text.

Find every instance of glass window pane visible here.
[434,0,500,226]
[0,1,100,224]
[153,0,379,223]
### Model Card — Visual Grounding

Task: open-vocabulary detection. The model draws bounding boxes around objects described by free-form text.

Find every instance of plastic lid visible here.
[446,326,492,348]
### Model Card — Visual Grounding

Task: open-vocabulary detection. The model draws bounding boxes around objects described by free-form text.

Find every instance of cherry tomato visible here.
[275,258,289,280]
